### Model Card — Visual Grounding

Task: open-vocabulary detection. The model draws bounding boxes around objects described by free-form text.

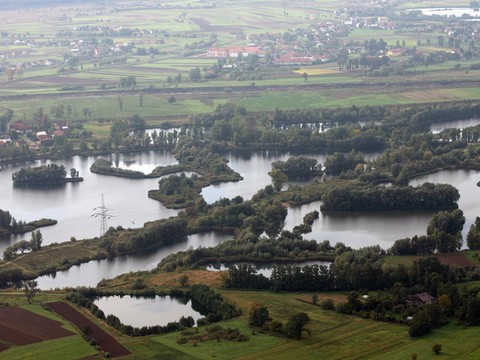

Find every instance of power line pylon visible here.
[92,194,114,236]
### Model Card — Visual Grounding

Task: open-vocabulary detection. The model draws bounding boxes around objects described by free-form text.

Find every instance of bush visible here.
[432,344,442,354]
[320,298,335,310]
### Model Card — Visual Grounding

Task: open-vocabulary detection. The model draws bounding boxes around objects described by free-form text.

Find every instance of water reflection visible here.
[430,118,480,134]
[94,295,207,327]
[414,7,480,17]
[206,260,331,278]
[410,169,480,240]
[284,201,433,249]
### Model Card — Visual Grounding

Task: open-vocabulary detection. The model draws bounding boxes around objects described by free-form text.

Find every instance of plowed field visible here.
[0,306,74,348]
[48,301,131,358]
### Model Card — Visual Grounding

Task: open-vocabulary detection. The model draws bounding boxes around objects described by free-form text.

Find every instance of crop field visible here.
[0,305,96,360]
[48,301,131,358]
[221,291,480,360]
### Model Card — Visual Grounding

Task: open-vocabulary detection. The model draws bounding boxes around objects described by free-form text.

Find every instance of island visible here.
[12,164,83,186]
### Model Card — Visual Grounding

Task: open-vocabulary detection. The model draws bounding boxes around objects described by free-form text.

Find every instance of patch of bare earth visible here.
[48,301,131,358]
[0,306,75,347]
[400,90,458,101]
[150,269,223,288]
[436,252,479,268]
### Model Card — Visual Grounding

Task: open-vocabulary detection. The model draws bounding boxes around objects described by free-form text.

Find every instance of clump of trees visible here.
[321,183,459,211]
[90,159,152,178]
[189,285,240,323]
[99,218,187,256]
[248,303,310,340]
[3,230,43,260]
[12,164,67,185]
[390,209,465,254]
[271,157,322,179]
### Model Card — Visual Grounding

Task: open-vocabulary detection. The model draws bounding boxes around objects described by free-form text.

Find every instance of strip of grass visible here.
[0,336,97,360]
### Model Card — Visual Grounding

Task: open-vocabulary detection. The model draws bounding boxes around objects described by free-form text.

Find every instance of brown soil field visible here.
[150,269,223,288]
[400,89,458,101]
[0,306,75,346]
[48,301,131,358]
[436,252,479,268]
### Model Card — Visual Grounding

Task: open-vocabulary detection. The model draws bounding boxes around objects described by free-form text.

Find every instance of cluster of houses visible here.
[2,121,69,149]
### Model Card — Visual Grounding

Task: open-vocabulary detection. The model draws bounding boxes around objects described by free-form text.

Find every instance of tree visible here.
[467,217,480,250]
[129,114,145,130]
[285,312,310,339]
[168,96,177,105]
[22,280,39,304]
[30,230,43,251]
[249,303,270,327]
[70,168,79,178]
[437,35,444,47]
[427,209,465,252]
[268,168,288,192]
[83,107,92,118]
[189,67,202,82]
[138,92,145,107]
[178,274,189,287]
[117,96,124,111]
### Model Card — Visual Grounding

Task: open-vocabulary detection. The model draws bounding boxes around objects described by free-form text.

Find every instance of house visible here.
[36,131,49,142]
[387,48,406,57]
[273,54,316,65]
[407,292,435,306]
[10,121,33,133]
[206,46,262,58]
[53,129,64,137]
[207,48,229,58]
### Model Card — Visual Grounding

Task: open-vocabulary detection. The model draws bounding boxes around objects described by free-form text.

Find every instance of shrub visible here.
[432,344,442,354]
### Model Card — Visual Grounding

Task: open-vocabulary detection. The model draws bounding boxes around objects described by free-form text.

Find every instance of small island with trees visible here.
[12,164,83,186]
[0,209,56,236]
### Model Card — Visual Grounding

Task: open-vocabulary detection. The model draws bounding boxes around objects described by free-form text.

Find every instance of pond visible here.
[430,118,480,134]
[93,295,207,328]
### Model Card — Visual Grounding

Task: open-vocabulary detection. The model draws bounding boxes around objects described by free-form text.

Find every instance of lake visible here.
[3,149,479,289]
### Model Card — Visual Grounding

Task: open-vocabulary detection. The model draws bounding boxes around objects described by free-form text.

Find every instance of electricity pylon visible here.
[92,194,114,236]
